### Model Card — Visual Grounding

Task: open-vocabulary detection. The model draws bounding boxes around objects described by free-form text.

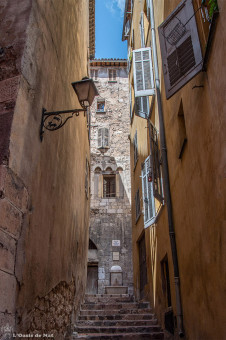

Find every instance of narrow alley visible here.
[0,0,225,340]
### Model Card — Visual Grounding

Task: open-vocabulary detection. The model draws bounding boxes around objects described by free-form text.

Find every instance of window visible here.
[161,255,172,308]
[135,189,141,222]
[108,69,117,82]
[98,128,109,149]
[133,131,138,168]
[103,175,116,198]
[140,12,145,48]
[135,96,149,119]
[177,100,187,159]
[158,0,203,99]
[90,69,98,81]
[97,99,105,112]
[133,48,155,97]
[141,156,156,227]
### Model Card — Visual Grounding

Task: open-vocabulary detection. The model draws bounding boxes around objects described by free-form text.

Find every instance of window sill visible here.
[96,110,106,114]
[108,80,117,83]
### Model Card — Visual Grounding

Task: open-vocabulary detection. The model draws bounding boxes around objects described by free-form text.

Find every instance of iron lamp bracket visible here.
[40,107,87,141]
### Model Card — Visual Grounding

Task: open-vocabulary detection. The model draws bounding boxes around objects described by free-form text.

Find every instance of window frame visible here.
[103,174,116,198]
[108,69,117,82]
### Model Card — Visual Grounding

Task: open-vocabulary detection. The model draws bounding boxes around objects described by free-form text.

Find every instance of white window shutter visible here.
[104,128,109,147]
[140,12,145,48]
[133,47,155,97]
[135,96,149,119]
[98,129,102,148]
[129,86,133,120]
[141,156,156,227]
[158,0,203,99]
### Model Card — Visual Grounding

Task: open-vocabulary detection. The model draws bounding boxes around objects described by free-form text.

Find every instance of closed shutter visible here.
[98,129,102,148]
[149,123,164,202]
[135,96,149,119]
[98,128,109,148]
[158,0,203,99]
[141,156,156,227]
[103,128,109,147]
[133,48,155,97]
[140,12,145,48]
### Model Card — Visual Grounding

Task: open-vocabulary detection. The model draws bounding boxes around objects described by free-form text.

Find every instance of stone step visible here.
[78,313,154,321]
[81,302,150,310]
[84,295,134,303]
[73,332,164,339]
[74,325,161,334]
[76,319,157,327]
[80,308,153,316]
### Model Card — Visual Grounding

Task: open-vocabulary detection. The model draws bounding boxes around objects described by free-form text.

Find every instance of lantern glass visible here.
[71,78,99,108]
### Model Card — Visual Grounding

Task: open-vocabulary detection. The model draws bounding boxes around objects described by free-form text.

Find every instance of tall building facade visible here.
[123,0,225,339]
[0,1,95,338]
[87,60,133,295]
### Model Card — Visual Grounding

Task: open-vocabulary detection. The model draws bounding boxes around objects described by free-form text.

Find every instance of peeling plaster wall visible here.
[0,0,90,338]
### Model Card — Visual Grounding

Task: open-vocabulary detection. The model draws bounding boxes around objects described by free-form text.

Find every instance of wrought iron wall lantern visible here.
[40,77,99,141]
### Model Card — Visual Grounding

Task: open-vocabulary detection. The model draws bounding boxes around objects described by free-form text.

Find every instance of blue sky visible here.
[95,0,127,59]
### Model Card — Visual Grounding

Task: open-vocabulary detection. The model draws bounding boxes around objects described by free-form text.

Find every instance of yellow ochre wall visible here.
[129,0,226,339]
[1,0,91,336]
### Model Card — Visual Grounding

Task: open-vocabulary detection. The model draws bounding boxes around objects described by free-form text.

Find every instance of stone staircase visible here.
[73,294,164,339]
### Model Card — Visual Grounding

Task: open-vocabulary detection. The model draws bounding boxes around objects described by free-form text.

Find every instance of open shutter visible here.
[135,96,149,119]
[149,123,164,202]
[141,156,156,227]
[158,0,203,99]
[129,86,133,120]
[140,12,145,48]
[133,47,155,97]
[125,20,131,37]
[146,0,151,20]
[134,131,138,167]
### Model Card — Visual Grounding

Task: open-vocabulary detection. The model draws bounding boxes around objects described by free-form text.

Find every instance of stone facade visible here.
[88,61,133,295]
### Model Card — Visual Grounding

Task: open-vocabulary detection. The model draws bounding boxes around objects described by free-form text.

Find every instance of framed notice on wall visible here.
[112,240,120,246]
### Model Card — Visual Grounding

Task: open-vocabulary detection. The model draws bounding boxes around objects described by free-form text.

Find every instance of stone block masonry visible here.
[88,62,133,295]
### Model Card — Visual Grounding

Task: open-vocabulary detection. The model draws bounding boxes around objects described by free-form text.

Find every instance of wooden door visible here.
[139,234,147,299]
[86,265,98,294]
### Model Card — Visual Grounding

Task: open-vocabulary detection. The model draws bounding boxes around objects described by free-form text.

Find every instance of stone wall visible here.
[0,0,91,338]
[88,64,133,295]
[0,165,28,337]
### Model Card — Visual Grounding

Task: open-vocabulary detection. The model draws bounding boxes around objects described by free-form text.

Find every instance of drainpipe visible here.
[149,0,184,337]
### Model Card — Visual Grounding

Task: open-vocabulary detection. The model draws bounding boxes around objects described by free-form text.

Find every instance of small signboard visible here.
[113,252,120,261]
[112,240,120,247]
